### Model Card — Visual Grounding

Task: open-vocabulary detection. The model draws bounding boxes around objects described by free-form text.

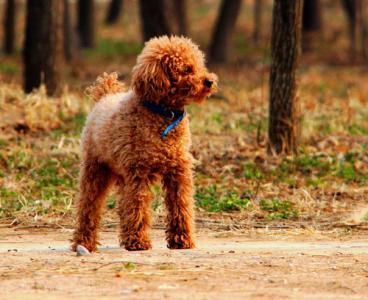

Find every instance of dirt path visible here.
[1,228,367,300]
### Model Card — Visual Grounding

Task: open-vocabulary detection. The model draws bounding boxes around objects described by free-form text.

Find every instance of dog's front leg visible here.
[117,177,152,251]
[163,164,195,249]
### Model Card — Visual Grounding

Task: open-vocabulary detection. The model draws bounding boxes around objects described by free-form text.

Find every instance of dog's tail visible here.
[85,72,126,102]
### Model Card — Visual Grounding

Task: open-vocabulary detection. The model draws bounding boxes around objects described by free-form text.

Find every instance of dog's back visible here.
[82,73,131,159]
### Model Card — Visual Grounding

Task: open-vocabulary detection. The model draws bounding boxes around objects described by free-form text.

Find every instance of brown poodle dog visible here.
[71,36,217,252]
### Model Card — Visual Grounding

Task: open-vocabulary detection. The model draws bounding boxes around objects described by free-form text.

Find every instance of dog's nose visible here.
[204,79,213,88]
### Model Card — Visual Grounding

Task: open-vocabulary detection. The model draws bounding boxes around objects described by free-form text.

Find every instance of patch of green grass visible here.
[226,118,247,131]
[273,154,332,184]
[0,139,8,147]
[259,198,299,220]
[0,143,79,217]
[30,157,78,207]
[347,124,368,135]
[243,162,264,180]
[0,62,19,75]
[336,163,357,182]
[335,152,368,183]
[151,184,163,211]
[0,188,23,212]
[33,159,75,189]
[314,115,333,135]
[194,185,218,211]
[195,185,251,212]
[318,81,328,93]
[294,154,332,176]
[107,195,116,209]
[219,192,251,211]
[52,112,87,138]
[85,39,142,59]
[5,150,34,171]
[270,152,368,185]
[194,5,210,17]
[234,33,252,55]
[227,118,267,134]
[211,112,223,125]
[363,212,368,221]
[306,177,327,188]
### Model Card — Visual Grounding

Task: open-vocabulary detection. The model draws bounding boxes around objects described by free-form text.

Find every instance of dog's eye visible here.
[183,65,193,74]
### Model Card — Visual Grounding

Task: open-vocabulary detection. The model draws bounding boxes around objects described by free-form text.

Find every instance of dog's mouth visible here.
[166,73,218,106]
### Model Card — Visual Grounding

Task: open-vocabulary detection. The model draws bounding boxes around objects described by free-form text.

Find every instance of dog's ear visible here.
[131,55,170,102]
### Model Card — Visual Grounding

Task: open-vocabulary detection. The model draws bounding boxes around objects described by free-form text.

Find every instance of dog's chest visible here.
[138,126,189,167]
[95,105,192,175]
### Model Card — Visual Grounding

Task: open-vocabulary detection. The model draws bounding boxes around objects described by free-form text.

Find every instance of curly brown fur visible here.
[72,36,217,252]
[85,72,126,102]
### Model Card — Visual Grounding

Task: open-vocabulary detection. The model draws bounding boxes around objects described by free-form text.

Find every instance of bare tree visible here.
[303,0,322,33]
[64,0,74,61]
[253,0,263,43]
[105,0,123,25]
[208,0,242,64]
[302,0,322,50]
[78,0,95,48]
[23,0,64,96]
[341,0,366,61]
[268,0,302,155]
[139,0,172,42]
[3,0,16,54]
[173,0,188,36]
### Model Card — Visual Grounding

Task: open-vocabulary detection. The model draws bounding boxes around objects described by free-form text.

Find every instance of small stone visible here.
[158,284,178,290]
[76,245,91,256]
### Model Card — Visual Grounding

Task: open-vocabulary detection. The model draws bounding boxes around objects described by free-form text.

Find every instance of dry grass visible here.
[0,0,367,229]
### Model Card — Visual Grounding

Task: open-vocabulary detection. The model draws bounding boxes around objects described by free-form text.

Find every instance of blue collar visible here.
[143,101,186,139]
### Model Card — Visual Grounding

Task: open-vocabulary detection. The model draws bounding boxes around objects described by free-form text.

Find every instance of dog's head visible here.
[132,36,218,109]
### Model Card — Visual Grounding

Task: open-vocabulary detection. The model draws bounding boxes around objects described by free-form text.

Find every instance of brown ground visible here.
[1,226,367,300]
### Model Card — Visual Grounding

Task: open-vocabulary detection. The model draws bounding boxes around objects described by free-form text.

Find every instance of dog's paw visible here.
[123,238,152,251]
[71,238,98,253]
[167,234,195,249]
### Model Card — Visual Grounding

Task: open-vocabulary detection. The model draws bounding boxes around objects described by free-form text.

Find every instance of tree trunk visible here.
[341,0,364,62]
[208,0,242,64]
[362,2,368,60]
[64,0,73,61]
[302,0,322,32]
[105,0,123,25]
[302,0,322,51]
[253,0,263,43]
[23,0,64,96]
[78,0,95,48]
[173,0,188,35]
[268,0,302,155]
[3,0,16,54]
[139,0,171,42]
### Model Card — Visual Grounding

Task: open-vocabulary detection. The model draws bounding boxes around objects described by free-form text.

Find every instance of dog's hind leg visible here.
[163,163,195,249]
[72,158,113,252]
[117,176,152,251]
